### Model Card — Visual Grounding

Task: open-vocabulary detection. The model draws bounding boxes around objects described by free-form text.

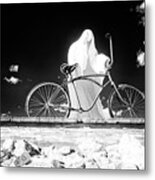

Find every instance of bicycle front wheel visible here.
[25,82,70,118]
[109,84,145,118]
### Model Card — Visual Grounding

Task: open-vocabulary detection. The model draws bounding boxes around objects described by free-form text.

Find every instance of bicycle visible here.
[25,34,145,119]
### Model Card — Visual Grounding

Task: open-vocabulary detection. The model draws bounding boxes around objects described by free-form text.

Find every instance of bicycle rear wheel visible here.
[25,82,70,118]
[109,84,145,118]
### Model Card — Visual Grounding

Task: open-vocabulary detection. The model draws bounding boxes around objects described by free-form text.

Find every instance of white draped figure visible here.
[67,29,110,121]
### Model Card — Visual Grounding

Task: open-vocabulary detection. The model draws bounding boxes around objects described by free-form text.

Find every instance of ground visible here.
[0,120,145,170]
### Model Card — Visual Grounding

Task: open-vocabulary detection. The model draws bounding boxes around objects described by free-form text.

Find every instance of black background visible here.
[1,1,145,116]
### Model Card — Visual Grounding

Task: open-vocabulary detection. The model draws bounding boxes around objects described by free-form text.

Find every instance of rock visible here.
[108,150,121,169]
[77,138,102,155]
[84,158,99,169]
[0,150,12,164]
[24,140,41,156]
[25,156,52,168]
[105,144,118,153]
[90,151,110,169]
[1,156,15,167]
[61,151,85,168]
[41,145,57,159]
[105,145,121,168]
[1,139,15,152]
[58,146,75,156]
[1,139,41,167]
[12,140,26,157]
[1,139,15,165]
[47,148,85,169]
[0,132,144,169]
[118,134,144,170]
[52,159,65,168]
[14,151,32,167]
[84,150,116,169]
[0,151,6,160]
[69,161,85,169]
[58,146,70,154]
[12,139,41,157]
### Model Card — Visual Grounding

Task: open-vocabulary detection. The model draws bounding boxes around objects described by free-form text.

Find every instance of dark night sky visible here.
[1,1,145,116]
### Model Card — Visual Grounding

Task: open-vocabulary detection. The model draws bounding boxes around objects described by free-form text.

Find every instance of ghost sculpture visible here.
[67,29,110,122]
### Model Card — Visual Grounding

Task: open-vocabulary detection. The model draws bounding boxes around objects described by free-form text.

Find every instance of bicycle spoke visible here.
[134,106,145,112]
[131,108,137,117]
[122,109,129,117]
[26,82,69,118]
[134,97,145,107]
[132,90,140,106]
[51,88,61,102]
[54,94,67,104]
[125,88,132,104]
[109,85,145,119]
[129,109,133,117]
[44,85,49,102]
[29,104,43,109]
[31,106,45,117]
[47,107,52,117]
[43,108,48,117]
[46,85,51,100]
[30,96,43,104]
[37,88,47,103]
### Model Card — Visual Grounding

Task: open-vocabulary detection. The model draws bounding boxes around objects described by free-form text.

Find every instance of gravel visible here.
[0,127,144,170]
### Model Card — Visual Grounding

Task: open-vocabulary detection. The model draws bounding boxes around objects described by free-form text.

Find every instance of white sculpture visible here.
[137,51,145,67]
[67,29,110,121]
[9,65,19,72]
[4,76,22,85]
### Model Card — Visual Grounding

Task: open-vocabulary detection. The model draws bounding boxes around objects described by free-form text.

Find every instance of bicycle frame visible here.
[26,32,145,118]
[64,70,127,113]
[50,33,127,114]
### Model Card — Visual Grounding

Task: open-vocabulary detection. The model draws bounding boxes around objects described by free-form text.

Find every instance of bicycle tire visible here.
[25,82,70,118]
[108,84,145,118]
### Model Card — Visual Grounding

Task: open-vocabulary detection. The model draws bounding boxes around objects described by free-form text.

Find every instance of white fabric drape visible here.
[67,29,110,122]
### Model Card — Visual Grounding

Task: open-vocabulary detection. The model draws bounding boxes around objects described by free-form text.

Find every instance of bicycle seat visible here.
[60,63,78,75]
